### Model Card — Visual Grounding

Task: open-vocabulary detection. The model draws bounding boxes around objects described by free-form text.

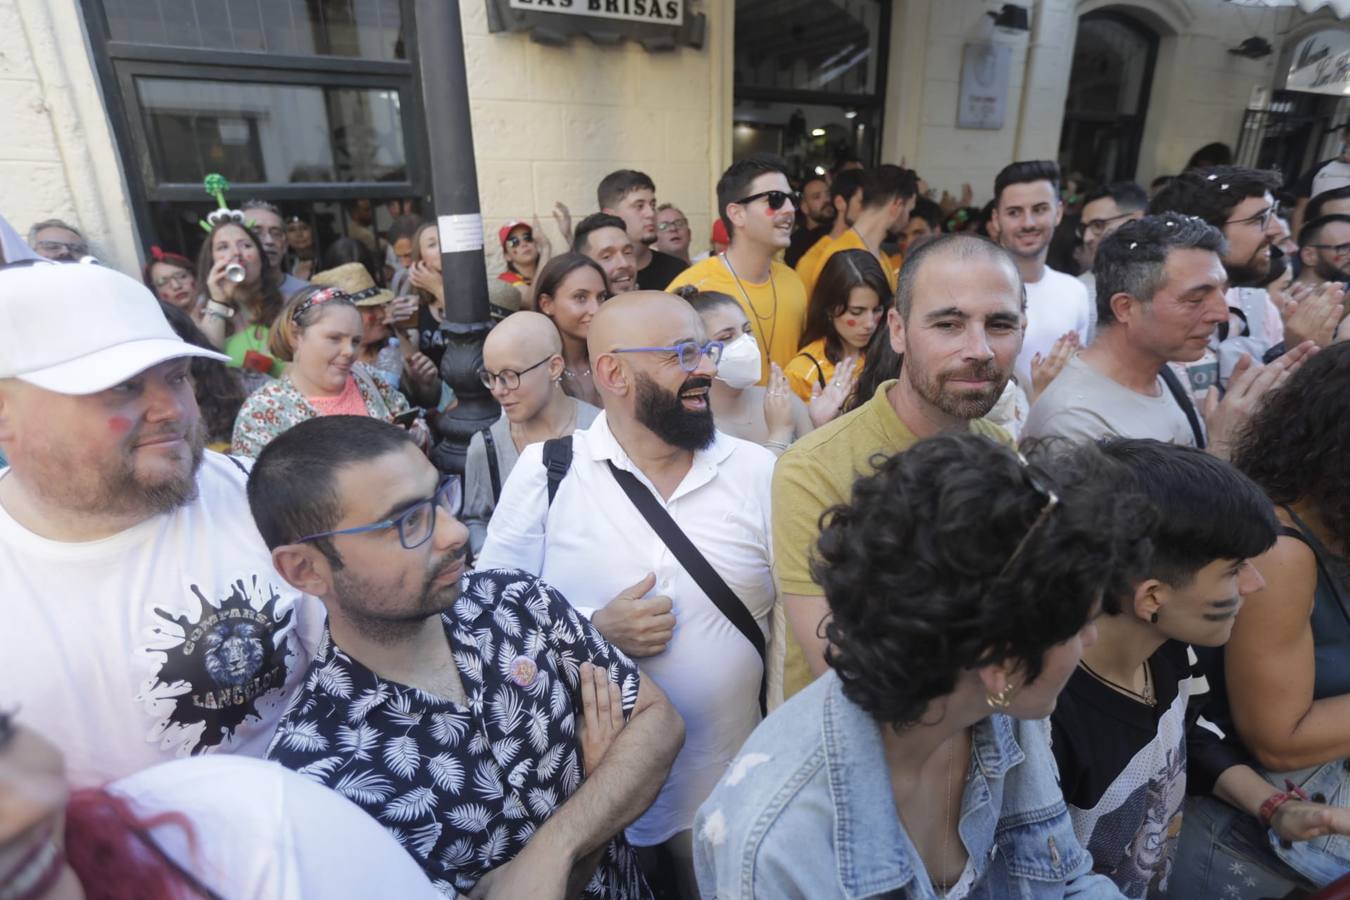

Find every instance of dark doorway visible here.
[1059,10,1159,187]
[733,0,891,183]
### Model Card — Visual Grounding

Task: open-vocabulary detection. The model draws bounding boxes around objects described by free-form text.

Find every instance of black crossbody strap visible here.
[796,351,827,389]
[1158,365,1207,450]
[481,427,502,504]
[541,436,573,507]
[605,461,767,716]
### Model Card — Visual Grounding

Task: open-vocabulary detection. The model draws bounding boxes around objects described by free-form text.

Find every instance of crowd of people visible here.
[3,128,1350,900]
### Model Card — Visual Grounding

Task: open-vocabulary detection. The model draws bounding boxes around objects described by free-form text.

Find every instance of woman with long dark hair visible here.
[783,249,885,411]
[157,302,246,452]
[534,252,609,408]
[1173,343,1350,896]
[194,220,285,378]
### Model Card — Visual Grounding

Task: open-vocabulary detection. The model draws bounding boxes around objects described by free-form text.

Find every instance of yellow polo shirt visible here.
[667,255,808,385]
[796,229,898,300]
[772,380,1012,696]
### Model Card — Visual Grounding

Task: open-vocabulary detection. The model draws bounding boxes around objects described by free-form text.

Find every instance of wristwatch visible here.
[205,299,235,320]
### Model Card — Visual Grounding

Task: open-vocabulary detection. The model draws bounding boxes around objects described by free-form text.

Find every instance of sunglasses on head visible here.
[733,190,798,211]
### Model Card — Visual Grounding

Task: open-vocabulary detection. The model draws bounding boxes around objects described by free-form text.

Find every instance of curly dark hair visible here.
[1233,342,1350,552]
[814,433,1154,728]
[157,301,247,446]
[1148,165,1282,229]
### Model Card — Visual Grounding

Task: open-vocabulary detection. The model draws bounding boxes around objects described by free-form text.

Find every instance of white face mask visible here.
[716,332,762,389]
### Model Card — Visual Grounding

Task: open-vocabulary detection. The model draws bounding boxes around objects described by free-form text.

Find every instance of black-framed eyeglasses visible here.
[1309,241,1350,257]
[996,455,1060,578]
[1225,204,1277,231]
[478,355,552,391]
[296,476,463,551]
[506,233,535,248]
[657,218,689,232]
[611,339,725,372]
[1075,212,1138,239]
[733,190,798,212]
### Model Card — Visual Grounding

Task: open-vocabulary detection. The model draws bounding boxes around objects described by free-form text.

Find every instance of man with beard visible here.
[668,153,810,385]
[478,292,778,899]
[773,234,1022,697]
[0,261,322,787]
[1150,166,1285,384]
[797,165,916,297]
[791,168,864,282]
[242,199,309,298]
[599,170,688,291]
[1024,216,1315,460]
[574,212,638,295]
[784,173,833,268]
[1295,214,1350,289]
[989,160,1092,393]
[255,416,682,898]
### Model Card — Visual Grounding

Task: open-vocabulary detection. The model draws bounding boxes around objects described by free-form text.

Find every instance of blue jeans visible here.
[1171,761,1350,897]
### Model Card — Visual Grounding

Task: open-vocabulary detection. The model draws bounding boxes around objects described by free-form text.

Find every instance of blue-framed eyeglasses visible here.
[611,339,725,372]
[296,476,462,551]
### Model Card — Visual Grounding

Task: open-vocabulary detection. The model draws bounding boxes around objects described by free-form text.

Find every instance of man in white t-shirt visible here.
[990,160,1092,391]
[478,291,779,899]
[1025,215,1315,460]
[0,261,322,788]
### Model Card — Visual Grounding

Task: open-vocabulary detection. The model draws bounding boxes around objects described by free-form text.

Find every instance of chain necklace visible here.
[720,252,778,362]
[1078,659,1157,707]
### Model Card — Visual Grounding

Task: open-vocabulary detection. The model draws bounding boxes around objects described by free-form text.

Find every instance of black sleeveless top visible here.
[1196,506,1350,740]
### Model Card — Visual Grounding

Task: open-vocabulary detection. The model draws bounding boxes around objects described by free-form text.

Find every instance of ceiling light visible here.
[810,127,826,137]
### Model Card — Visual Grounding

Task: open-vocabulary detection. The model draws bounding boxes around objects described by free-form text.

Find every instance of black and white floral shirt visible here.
[268,567,651,898]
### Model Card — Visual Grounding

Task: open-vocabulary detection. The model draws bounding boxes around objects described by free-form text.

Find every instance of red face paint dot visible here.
[108,416,134,435]
[845,318,857,328]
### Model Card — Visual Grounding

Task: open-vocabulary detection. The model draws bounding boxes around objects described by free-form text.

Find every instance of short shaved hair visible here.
[895,234,1023,320]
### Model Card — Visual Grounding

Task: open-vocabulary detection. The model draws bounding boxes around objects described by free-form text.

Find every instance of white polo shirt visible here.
[476,412,780,847]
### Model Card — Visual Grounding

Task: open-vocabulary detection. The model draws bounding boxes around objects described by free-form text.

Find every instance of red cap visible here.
[711,219,730,245]
[498,220,530,248]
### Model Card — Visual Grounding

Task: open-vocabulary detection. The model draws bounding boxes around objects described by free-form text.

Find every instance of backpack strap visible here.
[481,427,502,504]
[606,462,767,716]
[1158,365,1207,450]
[541,436,573,507]
[796,351,828,389]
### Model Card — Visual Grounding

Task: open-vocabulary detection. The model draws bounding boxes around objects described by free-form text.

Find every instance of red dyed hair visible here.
[64,788,204,900]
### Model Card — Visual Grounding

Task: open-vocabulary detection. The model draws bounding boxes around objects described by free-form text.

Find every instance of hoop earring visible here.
[986,684,1016,710]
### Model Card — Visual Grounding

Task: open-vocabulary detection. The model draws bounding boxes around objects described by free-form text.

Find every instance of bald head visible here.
[484,310,563,363]
[587,291,702,369]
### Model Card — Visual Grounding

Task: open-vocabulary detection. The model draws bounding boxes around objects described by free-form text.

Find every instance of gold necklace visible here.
[1078,659,1156,707]
[721,252,778,360]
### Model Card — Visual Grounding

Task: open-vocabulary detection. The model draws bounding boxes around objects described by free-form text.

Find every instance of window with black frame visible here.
[83,0,428,280]
[732,0,891,183]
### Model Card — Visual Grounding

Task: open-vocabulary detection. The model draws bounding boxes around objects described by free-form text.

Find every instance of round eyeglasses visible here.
[478,355,552,391]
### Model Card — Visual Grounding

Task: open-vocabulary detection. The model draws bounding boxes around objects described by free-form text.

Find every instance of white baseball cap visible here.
[0,260,229,395]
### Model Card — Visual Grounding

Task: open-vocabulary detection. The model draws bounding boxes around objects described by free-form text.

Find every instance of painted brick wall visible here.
[0,0,139,271]
[460,1,722,276]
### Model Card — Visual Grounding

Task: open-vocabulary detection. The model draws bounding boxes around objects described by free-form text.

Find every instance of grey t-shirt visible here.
[462,397,600,552]
[1023,354,1199,446]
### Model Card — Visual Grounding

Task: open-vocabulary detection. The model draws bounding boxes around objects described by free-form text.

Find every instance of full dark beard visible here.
[1225,243,1275,288]
[634,372,715,451]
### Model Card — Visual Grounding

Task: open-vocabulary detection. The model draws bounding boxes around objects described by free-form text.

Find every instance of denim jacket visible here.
[694,673,1123,899]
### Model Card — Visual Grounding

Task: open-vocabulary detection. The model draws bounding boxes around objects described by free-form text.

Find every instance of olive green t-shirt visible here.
[772,379,1012,695]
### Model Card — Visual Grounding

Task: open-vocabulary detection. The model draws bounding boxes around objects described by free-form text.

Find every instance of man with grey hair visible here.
[28,218,88,261]
[773,234,1022,697]
[240,200,309,297]
[1025,214,1316,458]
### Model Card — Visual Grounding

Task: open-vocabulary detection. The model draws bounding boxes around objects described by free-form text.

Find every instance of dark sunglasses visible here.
[733,190,798,212]
[506,233,535,248]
